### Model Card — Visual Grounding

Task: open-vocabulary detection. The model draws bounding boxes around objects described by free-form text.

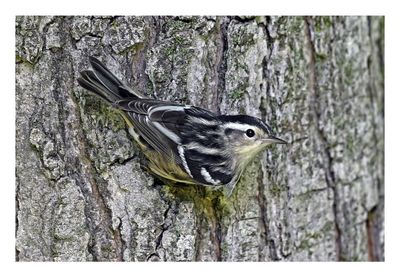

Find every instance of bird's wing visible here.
[115,98,226,184]
[149,103,232,187]
[114,99,211,161]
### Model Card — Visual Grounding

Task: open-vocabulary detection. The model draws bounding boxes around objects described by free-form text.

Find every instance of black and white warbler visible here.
[78,57,287,196]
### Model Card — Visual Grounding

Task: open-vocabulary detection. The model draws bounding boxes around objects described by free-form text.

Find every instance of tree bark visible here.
[15,16,384,261]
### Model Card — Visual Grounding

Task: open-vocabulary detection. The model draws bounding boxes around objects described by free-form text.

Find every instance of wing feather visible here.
[116,99,220,180]
[128,112,176,160]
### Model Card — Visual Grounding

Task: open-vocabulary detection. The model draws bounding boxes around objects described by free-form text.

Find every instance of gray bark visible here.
[15,16,384,261]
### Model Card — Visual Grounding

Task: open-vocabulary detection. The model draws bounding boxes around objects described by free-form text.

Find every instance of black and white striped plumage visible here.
[78,57,286,196]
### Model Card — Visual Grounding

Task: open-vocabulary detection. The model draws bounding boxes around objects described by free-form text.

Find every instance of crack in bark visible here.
[22,19,81,260]
[145,201,176,261]
[232,16,257,23]
[304,16,343,261]
[109,154,137,168]
[193,198,222,261]
[264,16,274,63]
[215,17,229,115]
[366,206,378,261]
[15,176,21,261]
[150,204,172,260]
[258,91,279,260]
[64,30,107,262]
[69,69,124,261]
[211,199,222,261]
[73,108,123,261]
[28,16,57,65]
[113,217,124,261]
[128,17,160,96]
[194,212,204,261]
[257,17,286,261]
[63,17,129,261]
[365,16,384,261]
[367,17,384,91]
[257,167,279,261]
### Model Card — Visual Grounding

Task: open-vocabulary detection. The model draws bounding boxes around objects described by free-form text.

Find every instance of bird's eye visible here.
[246,129,255,138]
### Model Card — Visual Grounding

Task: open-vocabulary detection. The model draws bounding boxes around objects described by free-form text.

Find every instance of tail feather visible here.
[77,56,140,103]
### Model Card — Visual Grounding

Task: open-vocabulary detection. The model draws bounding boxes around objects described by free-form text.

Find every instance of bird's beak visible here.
[262,136,287,144]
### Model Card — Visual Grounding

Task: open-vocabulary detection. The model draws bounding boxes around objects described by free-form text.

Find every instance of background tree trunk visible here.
[15,16,384,261]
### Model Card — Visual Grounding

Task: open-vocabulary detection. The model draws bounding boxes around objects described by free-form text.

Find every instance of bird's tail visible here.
[77,56,141,103]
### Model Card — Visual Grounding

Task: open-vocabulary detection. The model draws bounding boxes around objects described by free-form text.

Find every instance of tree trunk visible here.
[15,16,384,261]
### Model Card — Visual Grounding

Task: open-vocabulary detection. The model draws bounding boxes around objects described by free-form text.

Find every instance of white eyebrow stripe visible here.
[178,146,193,177]
[222,122,256,132]
[201,167,220,185]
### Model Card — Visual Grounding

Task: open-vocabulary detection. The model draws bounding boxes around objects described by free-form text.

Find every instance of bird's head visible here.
[220,115,287,164]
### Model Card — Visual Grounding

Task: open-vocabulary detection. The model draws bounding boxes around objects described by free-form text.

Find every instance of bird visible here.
[77,56,287,196]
